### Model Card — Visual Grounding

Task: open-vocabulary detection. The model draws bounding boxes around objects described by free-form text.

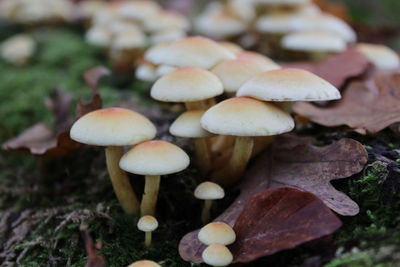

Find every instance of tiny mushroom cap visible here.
[198,222,236,245]
[356,43,400,70]
[237,68,341,101]
[70,108,156,146]
[137,216,159,232]
[281,31,347,53]
[144,36,236,69]
[212,58,281,93]
[111,29,146,50]
[256,13,297,34]
[202,244,233,267]
[170,110,214,138]
[201,97,295,136]
[85,26,112,47]
[194,182,225,200]
[151,67,223,102]
[136,64,158,82]
[119,140,190,176]
[128,260,161,267]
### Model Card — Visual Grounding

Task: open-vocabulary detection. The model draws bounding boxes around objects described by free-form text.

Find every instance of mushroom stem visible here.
[229,136,254,182]
[201,199,213,225]
[194,138,211,174]
[310,51,329,62]
[141,175,161,216]
[277,102,293,114]
[144,232,152,247]
[105,146,140,215]
[184,101,207,110]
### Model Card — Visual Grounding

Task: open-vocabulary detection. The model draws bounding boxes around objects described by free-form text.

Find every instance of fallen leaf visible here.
[313,0,350,22]
[293,70,400,134]
[282,48,370,89]
[231,187,342,263]
[80,224,107,267]
[179,136,367,263]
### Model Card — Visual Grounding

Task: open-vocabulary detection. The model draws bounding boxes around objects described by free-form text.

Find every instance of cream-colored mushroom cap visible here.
[151,67,223,102]
[237,68,341,101]
[256,13,297,34]
[155,64,177,78]
[144,11,189,32]
[281,31,347,53]
[356,43,400,70]
[145,36,236,69]
[119,140,190,176]
[236,51,277,65]
[116,0,160,23]
[218,42,243,54]
[128,260,161,267]
[212,58,280,93]
[170,110,214,138]
[111,29,146,50]
[136,64,157,82]
[85,26,111,47]
[194,182,225,200]
[201,97,294,136]
[202,244,233,267]
[137,216,158,232]
[70,108,156,146]
[199,222,235,245]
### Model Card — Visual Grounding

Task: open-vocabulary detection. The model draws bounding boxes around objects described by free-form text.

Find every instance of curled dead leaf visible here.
[80,224,107,267]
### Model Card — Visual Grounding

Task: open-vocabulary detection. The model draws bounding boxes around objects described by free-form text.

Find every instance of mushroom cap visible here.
[70,108,156,146]
[281,31,347,53]
[194,182,225,200]
[144,11,189,33]
[202,244,233,267]
[136,64,157,82]
[116,0,160,23]
[154,64,177,78]
[236,51,277,65]
[111,29,146,50]
[218,41,243,54]
[237,68,341,101]
[212,58,280,93]
[198,222,236,245]
[149,29,186,45]
[137,216,159,232]
[255,0,310,5]
[128,260,161,267]
[256,13,297,34]
[119,140,190,176]
[201,97,294,137]
[170,110,214,138]
[144,36,236,69]
[356,43,400,70]
[151,67,223,102]
[85,26,111,47]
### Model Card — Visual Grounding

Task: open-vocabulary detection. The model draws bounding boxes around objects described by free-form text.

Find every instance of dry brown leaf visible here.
[179,136,367,264]
[80,224,107,267]
[282,48,370,89]
[313,0,350,22]
[293,70,400,134]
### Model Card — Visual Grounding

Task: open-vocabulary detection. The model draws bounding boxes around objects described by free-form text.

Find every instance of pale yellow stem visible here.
[201,199,213,225]
[140,175,161,216]
[144,232,152,247]
[184,100,207,110]
[194,138,211,174]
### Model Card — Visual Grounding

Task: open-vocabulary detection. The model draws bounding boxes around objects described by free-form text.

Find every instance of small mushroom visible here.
[137,215,158,247]
[202,244,233,267]
[198,222,236,245]
[119,140,190,216]
[70,108,156,215]
[128,260,161,267]
[194,182,225,224]
[356,43,400,70]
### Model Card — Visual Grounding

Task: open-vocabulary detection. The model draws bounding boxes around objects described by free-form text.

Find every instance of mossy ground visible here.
[0,24,399,267]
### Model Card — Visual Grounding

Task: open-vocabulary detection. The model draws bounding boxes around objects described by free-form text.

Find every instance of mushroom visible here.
[201,97,294,186]
[356,43,400,70]
[170,110,214,173]
[119,140,190,216]
[218,41,243,54]
[198,222,236,245]
[151,67,223,110]
[70,108,156,215]
[202,244,233,267]
[137,215,158,247]
[0,34,36,66]
[194,182,225,224]
[128,260,161,267]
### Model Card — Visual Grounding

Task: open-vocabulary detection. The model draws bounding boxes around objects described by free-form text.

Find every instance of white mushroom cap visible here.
[256,13,297,34]
[236,51,278,65]
[111,29,146,50]
[145,36,236,69]
[0,34,36,66]
[70,108,156,146]
[155,64,177,78]
[137,216,159,232]
[149,29,186,45]
[194,182,225,200]
[212,58,280,93]
[356,43,400,70]
[238,68,341,101]
[85,26,112,47]
[116,0,161,23]
[170,110,214,138]
[151,67,223,102]
[198,222,236,245]
[136,64,158,82]
[281,31,347,53]
[202,244,233,267]
[201,97,294,136]
[128,260,161,267]
[218,42,243,54]
[119,140,190,176]
[144,11,189,33]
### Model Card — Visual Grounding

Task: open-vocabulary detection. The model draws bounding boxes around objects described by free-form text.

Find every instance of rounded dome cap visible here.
[128,260,161,267]
[237,68,341,101]
[281,31,347,53]
[201,97,294,136]
[137,216,158,232]
[70,108,156,146]
[170,110,214,138]
[198,222,236,245]
[119,140,190,176]
[194,182,225,200]
[356,43,400,70]
[151,67,223,102]
[202,244,233,267]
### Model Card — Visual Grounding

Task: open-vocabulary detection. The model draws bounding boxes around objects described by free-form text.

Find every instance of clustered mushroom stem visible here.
[141,175,161,216]
[194,138,211,174]
[277,101,293,114]
[184,100,207,110]
[201,199,213,225]
[310,51,329,62]
[144,232,152,247]
[227,136,254,186]
[105,146,140,215]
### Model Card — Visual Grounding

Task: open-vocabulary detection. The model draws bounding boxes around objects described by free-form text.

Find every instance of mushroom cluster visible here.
[84,0,189,72]
[195,0,356,61]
